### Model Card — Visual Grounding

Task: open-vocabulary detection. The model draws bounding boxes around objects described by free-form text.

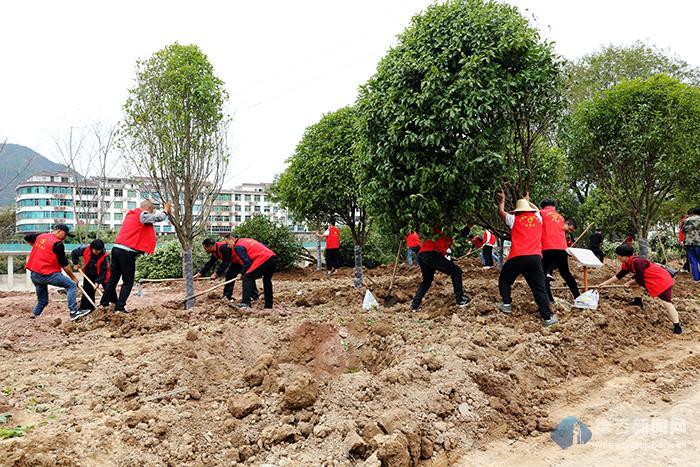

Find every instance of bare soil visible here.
[1,258,699,466]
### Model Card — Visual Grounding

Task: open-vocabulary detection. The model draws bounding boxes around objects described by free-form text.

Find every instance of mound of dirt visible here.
[1,259,699,465]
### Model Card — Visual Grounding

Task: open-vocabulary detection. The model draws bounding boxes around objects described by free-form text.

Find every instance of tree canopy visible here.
[564,74,700,256]
[357,0,562,237]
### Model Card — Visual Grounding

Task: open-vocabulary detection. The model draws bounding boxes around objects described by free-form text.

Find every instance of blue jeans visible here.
[407,247,419,267]
[31,271,77,316]
[687,246,700,281]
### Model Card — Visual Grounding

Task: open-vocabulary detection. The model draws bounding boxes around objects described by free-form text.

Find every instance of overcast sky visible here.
[1,0,698,188]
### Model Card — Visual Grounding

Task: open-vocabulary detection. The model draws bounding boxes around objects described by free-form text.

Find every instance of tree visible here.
[272,106,369,287]
[563,41,700,206]
[357,0,562,241]
[121,43,229,308]
[564,75,700,257]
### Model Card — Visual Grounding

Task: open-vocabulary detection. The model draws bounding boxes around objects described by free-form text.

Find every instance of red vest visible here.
[26,233,62,275]
[483,230,496,246]
[115,208,157,254]
[623,258,674,298]
[420,233,452,255]
[540,206,568,251]
[472,236,484,249]
[326,226,340,249]
[679,216,687,243]
[405,232,420,248]
[83,249,110,283]
[213,241,241,265]
[234,238,275,273]
[508,212,543,259]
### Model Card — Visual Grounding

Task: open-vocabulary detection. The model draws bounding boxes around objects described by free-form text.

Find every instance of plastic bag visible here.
[574,290,599,310]
[362,290,379,310]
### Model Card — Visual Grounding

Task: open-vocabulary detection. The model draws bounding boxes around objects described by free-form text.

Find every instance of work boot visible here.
[543,315,559,327]
[70,309,92,321]
[674,323,683,334]
[457,297,471,307]
[498,303,512,315]
[629,297,643,308]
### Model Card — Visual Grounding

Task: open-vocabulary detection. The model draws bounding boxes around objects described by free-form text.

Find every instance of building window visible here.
[114,188,124,197]
[254,205,261,212]
[77,187,97,196]
[234,194,241,201]
[234,205,241,212]
[103,213,111,221]
[264,206,271,213]
[127,190,136,198]
[17,211,74,220]
[217,194,232,202]
[100,188,111,196]
[244,205,251,212]
[114,213,123,221]
[254,195,261,202]
[127,201,136,209]
[234,215,241,222]
[113,201,123,209]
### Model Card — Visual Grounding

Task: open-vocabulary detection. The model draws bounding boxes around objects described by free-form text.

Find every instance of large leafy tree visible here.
[563,42,700,205]
[272,106,369,287]
[565,75,700,257]
[357,0,562,239]
[121,43,229,308]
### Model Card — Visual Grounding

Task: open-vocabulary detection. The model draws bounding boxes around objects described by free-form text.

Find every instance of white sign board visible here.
[566,248,603,268]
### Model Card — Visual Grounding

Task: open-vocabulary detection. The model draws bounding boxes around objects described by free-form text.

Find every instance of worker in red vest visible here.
[472,229,496,269]
[497,192,558,327]
[410,227,470,311]
[405,231,421,267]
[25,224,91,321]
[194,238,259,303]
[71,239,110,311]
[225,235,277,309]
[100,199,172,313]
[539,199,580,303]
[317,221,341,275]
[597,244,681,334]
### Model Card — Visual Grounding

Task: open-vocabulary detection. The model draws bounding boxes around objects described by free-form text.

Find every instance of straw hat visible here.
[513,199,536,212]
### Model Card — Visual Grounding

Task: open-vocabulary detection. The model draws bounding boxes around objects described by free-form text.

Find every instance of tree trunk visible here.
[638,236,650,259]
[353,244,363,289]
[496,238,504,270]
[316,240,322,271]
[182,248,195,309]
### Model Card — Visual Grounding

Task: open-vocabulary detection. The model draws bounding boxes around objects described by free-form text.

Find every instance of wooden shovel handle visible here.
[181,277,238,303]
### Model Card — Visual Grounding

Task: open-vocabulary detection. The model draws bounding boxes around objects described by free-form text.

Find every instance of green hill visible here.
[0,143,68,206]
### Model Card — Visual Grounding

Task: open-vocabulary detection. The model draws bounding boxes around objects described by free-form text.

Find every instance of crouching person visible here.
[194,238,259,303]
[71,239,110,311]
[25,224,91,321]
[225,234,277,309]
[597,244,682,334]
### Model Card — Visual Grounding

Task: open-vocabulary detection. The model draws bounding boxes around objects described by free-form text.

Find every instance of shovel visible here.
[180,276,238,306]
[78,267,102,300]
[383,244,402,307]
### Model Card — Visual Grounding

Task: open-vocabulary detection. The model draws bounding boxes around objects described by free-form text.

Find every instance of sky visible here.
[1,0,698,188]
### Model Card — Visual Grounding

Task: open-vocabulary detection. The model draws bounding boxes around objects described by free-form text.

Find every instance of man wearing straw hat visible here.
[496,192,558,327]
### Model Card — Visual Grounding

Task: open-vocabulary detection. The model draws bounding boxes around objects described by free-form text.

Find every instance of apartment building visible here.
[15,173,306,235]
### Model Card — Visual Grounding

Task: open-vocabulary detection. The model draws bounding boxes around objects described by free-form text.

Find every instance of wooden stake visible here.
[583,266,589,292]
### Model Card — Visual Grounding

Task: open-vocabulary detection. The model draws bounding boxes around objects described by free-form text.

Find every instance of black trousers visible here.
[411,251,465,308]
[591,247,605,262]
[100,247,138,311]
[498,254,551,320]
[243,256,276,308]
[80,277,98,310]
[325,248,340,270]
[542,249,580,301]
[483,245,494,267]
[224,263,258,301]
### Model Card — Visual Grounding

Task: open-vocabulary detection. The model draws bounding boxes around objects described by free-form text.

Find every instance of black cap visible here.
[53,224,75,237]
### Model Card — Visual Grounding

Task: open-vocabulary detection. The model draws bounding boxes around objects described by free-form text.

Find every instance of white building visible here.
[15,173,307,235]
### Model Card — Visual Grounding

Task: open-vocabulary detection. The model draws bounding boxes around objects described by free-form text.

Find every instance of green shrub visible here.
[136,240,209,280]
[233,215,302,270]
[337,226,395,268]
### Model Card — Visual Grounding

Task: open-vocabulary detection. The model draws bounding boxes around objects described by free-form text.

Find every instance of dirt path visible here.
[462,339,700,466]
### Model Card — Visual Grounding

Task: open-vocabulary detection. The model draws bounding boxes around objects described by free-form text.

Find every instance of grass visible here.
[1,387,12,396]
[0,425,33,439]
